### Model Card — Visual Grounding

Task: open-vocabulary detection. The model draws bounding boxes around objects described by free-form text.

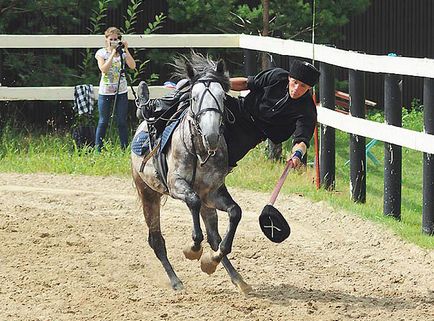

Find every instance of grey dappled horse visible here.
[131,53,251,293]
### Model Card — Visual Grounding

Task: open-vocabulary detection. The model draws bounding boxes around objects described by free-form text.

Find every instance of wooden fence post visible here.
[423,78,434,235]
[349,69,366,203]
[384,73,402,219]
[319,62,336,190]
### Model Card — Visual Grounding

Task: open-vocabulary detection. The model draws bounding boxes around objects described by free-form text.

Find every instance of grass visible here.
[0,125,131,176]
[0,109,433,249]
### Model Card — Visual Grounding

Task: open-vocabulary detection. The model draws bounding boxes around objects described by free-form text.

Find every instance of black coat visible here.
[244,68,317,146]
[224,68,317,167]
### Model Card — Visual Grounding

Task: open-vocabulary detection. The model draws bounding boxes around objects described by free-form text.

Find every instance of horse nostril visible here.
[205,133,219,148]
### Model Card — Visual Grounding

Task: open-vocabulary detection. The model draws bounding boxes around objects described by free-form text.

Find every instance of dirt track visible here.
[0,173,433,321]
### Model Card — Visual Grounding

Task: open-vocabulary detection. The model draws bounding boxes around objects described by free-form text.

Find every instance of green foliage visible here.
[131,13,167,85]
[144,13,166,35]
[368,106,423,131]
[167,0,370,42]
[88,0,112,34]
[80,0,113,84]
[121,0,145,34]
[167,0,237,33]
[3,50,77,86]
[0,0,94,87]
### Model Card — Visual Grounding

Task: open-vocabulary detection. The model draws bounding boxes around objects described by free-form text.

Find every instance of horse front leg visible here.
[170,179,204,260]
[200,185,241,275]
[201,206,252,294]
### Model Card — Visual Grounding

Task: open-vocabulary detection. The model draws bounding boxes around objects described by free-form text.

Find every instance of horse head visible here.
[186,58,228,153]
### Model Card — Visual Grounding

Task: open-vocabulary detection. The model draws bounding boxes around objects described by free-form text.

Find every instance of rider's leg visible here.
[135,79,190,121]
[136,81,150,120]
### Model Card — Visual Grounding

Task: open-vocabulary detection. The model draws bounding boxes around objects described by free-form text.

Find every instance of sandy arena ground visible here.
[0,172,433,321]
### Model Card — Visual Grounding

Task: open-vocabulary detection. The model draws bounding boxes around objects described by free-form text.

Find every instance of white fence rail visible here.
[2,34,434,77]
[1,34,434,153]
[0,86,171,101]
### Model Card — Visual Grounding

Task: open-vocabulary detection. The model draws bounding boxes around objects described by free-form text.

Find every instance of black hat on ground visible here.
[288,60,320,87]
[259,205,291,243]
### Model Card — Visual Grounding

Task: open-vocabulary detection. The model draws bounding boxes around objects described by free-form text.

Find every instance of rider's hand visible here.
[288,149,303,169]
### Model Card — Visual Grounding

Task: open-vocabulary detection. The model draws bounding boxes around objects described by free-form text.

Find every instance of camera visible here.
[116,41,125,50]
[115,41,125,53]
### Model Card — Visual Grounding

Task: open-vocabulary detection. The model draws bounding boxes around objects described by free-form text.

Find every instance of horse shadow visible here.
[249,282,430,312]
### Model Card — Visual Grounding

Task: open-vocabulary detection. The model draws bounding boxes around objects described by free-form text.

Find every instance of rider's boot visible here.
[136,79,191,121]
[136,81,150,120]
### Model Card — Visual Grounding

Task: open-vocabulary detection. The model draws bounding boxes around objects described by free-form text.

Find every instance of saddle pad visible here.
[159,109,188,153]
[131,131,150,156]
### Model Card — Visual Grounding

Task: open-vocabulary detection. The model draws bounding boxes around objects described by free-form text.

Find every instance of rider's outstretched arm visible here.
[230,77,248,91]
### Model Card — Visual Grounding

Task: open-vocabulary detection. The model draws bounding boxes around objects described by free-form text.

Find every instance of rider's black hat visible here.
[288,60,320,87]
[259,205,291,243]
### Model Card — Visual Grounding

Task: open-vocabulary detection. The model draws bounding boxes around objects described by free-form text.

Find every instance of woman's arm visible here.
[122,41,136,69]
[96,50,116,74]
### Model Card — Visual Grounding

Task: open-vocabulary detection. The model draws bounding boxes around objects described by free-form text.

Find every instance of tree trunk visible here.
[261,0,271,70]
[267,139,283,161]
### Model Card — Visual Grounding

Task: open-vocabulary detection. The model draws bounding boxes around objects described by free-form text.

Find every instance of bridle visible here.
[188,78,225,165]
[190,78,224,133]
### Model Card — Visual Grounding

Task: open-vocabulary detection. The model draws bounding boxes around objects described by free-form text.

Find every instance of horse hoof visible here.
[236,281,253,295]
[172,280,184,291]
[183,245,203,261]
[200,251,219,275]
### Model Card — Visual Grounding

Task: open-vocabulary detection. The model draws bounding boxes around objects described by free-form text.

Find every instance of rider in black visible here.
[136,59,320,168]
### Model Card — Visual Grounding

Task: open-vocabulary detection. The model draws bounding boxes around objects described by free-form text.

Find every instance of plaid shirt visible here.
[73,84,95,115]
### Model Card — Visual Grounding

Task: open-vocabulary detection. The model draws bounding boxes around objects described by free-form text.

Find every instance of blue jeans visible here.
[95,93,129,151]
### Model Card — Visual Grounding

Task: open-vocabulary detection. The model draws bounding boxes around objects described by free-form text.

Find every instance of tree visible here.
[167,0,371,161]
[0,0,96,87]
[168,0,370,43]
[166,0,237,33]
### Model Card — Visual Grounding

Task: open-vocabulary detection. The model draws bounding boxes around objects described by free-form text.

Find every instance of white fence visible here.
[1,34,434,154]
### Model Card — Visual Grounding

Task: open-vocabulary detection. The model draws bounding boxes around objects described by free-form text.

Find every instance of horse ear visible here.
[216,59,225,74]
[186,63,195,80]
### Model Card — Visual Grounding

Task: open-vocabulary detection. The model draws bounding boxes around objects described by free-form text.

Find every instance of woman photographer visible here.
[94,27,136,151]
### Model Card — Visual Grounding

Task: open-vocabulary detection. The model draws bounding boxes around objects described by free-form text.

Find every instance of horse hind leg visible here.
[200,206,252,294]
[132,170,183,290]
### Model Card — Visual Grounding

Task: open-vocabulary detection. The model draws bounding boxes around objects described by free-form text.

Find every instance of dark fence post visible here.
[349,70,366,203]
[265,50,281,161]
[319,62,335,190]
[243,49,257,76]
[383,73,402,219]
[423,78,434,235]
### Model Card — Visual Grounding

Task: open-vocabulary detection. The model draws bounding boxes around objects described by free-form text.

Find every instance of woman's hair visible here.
[104,27,122,39]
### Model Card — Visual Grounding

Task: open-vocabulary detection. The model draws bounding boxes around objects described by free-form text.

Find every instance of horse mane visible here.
[170,51,231,92]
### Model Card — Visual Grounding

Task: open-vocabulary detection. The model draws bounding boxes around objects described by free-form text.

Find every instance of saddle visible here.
[132,87,191,192]
[138,79,191,134]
